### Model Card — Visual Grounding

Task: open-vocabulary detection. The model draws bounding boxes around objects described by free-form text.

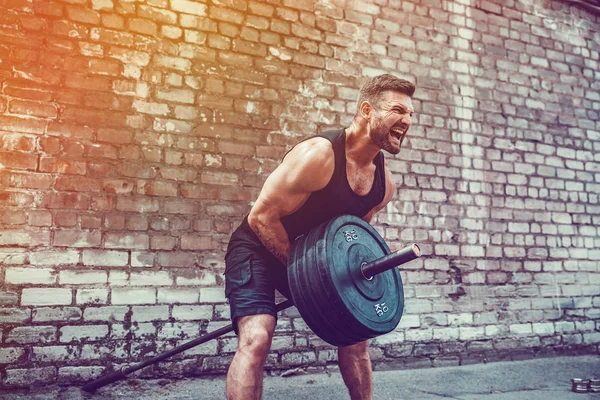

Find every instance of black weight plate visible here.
[322,215,404,338]
[289,222,349,345]
[288,215,404,346]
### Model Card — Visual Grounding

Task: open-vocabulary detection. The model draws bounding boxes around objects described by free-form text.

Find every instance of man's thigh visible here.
[224,246,289,333]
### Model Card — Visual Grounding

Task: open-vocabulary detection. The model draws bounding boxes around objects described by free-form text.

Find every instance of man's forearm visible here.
[248,217,290,265]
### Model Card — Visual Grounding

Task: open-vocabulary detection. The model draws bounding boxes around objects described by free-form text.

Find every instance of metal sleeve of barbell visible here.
[82,299,295,392]
[361,243,421,280]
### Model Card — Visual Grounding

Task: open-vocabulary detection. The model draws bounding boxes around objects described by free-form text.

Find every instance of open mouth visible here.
[390,127,405,142]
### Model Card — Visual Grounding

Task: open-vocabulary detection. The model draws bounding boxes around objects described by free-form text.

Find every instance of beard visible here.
[369,116,402,155]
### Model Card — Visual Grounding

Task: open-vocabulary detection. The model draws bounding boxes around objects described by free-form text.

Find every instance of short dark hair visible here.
[356,74,415,109]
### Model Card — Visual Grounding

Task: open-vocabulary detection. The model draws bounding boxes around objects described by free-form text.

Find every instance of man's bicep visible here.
[253,165,311,219]
[257,143,333,216]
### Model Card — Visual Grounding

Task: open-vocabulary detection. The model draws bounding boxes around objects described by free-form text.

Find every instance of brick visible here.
[0,115,47,134]
[131,251,154,268]
[116,197,159,212]
[130,271,172,286]
[156,88,195,104]
[0,151,38,171]
[5,367,57,386]
[157,288,199,304]
[60,325,108,342]
[6,326,57,344]
[105,233,149,249]
[5,268,57,285]
[60,270,108,285]
[130,305,170,322]
[128,18,157,35]
[82,249,128,266]
[58,366,104,383]
[171,0,207,15]
[82,306,128,321]
[9,99,58,118]
[54,230,101,247]
[172,305,212,320]
[0,308,30,324]
[31,346,79,362]
[0,347,26,364]
[112,288,156,304]
[32,307,82,323]
[134,6,174,24]
[0,230,50,246]
[21,288,72,306]
[76,289,109,305]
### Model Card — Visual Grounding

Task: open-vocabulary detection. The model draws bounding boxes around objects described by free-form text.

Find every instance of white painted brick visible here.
[583,332,600,344]
[532,322,555,335]
[130,271,173,286]
[60,325,109,342]
[433,327,459,340]
[575,321,596,332]
[59,270,108,285]
[76,289,109,305]
[32,307,81,322]
[509,323,533,335]
[5,367,56,385]
[58,366,104,381]
[405,328,433,341]
[30,250,79,265]
[131,305,170,322]
[6,326,57,344]
[157,322,201,339]
[555,321,576,333]
[32,345,80,362]
[80,343,128,360]
[175,271,218,286]
[0,230,50,246]
[448,313,473,326]
[485,325,509,337]
[398,314,420,328]
[404,299,433,313]
[157,288,199,304]
[131,251,154,267]
[83,306,129,322]
[271,335,294,351]
[459,327,485,340]
[82,250,128,266]
[199,287,226,303]
[109,270,129,286]
[110,323,155,340]
[371,330,404,345]
[5,267,57,285]
[21,288,72,306]
[111,288,156,305]
[0,347,25,364]
[0,250,27,265]
[170,0,207,16]
[172,305,213,321]
[0,308,30,323]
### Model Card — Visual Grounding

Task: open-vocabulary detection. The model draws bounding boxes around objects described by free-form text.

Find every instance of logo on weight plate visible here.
[374,302,389,317]
[342,230,359,242]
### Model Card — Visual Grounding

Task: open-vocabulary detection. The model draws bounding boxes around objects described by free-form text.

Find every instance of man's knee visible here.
[236,315,276,359]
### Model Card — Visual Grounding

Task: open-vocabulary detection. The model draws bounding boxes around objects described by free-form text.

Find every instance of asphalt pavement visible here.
[1,355,599,399]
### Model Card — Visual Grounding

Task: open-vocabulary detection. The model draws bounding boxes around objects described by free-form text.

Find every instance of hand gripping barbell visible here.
[82,215,421,392]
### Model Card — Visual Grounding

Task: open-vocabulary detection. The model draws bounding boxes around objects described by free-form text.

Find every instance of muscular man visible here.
[224,74,415,400]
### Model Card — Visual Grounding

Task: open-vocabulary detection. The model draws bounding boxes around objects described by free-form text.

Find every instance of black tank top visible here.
[234,129,386,256]
[280,129,386,241]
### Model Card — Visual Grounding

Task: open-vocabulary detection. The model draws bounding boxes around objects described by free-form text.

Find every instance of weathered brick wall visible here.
[0,0,599,388]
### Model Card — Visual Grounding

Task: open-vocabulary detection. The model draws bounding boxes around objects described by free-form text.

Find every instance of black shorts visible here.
[224,219,291,334]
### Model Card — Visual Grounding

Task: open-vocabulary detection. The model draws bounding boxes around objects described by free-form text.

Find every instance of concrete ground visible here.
[1,355,599,399]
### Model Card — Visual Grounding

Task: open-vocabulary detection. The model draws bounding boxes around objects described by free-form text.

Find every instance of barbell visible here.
[82,214,421,392]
